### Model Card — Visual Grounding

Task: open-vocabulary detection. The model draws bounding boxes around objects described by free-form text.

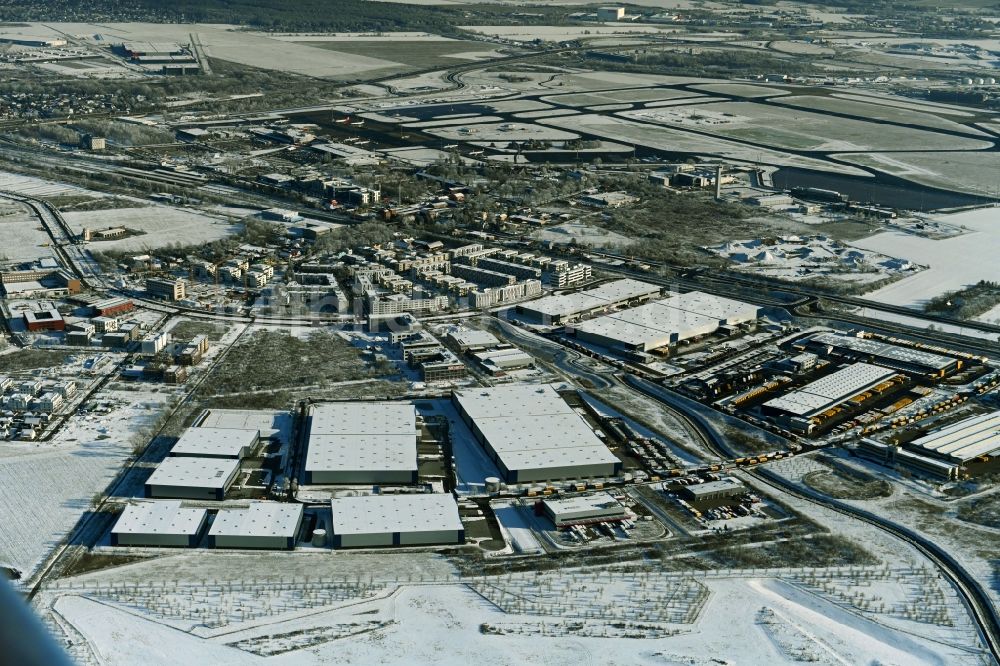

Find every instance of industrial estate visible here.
[1,0,1000,664]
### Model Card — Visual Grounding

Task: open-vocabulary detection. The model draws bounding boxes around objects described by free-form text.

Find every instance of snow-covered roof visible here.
[146,456,240,490]
[209,501,303,538]
[112,500,207,536]
[330,494,463,536]
[908,411,1000,462]
[306,402,418,475]
[519,279,660,319]
[171,427,258,458]
[196,409,289,439]
[452,384,618,473]
[447,327,500,348]
[764,363,897,418]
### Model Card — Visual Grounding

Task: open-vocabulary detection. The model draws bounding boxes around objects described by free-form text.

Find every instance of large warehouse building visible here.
[452,384,622,483]
[111,500,208,547]
[907,411,1000,464]
[797,332,960,378]
[169,426,259,459]
[144,456,240,500]
[329,494,464,548]
[570,291,760,353]
[305,402,419,484]
[516,279,661,325]
[762,362,901,431]
[209,502,303,550]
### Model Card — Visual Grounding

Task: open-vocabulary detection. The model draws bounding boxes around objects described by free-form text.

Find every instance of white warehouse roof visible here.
[197,409,290,440]
[306,402,418,478]
[447,327,500,349]
[210,501,303,538]
[908,411,1000,463]
[330,493,463,536]
[146,456,240,491]
[764,363,897,418]
[519,279,660,320]
[112,500,207,537]
[572,291,759,351]
[452,383,620,481]
[807,332,956,373]
[171,427,258,458]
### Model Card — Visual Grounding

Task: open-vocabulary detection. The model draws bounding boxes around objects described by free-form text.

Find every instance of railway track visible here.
[624,373,1000,663]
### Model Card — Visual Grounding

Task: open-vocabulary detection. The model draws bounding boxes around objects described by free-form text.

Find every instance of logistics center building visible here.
[111,500,208,547]
[169,426,259,459]
[516,279,661,325]
[305,402,419,484]
[541,493,627,528]
[144,456,240,500]
[570,291,760,352]
[452,383,621,483]
[329,494,464,548]
[798,332,959,378]
[907,411,1000,464]
[209,501,304,550]
[763,363,899,420]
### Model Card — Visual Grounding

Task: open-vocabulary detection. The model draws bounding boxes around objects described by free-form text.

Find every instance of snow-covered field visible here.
[706,234,916,285]
[0,387,170,579]
[458,24,677,40]
[36,563,982,665]
[0,170,105,198]
[857,206,1000,308]
[0,200,55,263]
[63,206,241,251]
[534,221,634,248]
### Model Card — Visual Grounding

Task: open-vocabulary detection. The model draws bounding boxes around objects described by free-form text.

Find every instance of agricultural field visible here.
[33,559,984,665]
[0,387,168,579]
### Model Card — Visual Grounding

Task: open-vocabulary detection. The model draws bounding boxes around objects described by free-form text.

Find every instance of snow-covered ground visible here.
[63,206,241,251]
[857,206,1000,308]
[0,387,171,579]
[37,563,982,665]
[706,234,916,285]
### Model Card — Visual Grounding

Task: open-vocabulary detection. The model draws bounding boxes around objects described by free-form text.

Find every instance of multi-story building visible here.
[146,278,186,301]
[469,280,543,309]
[451,264,517,288]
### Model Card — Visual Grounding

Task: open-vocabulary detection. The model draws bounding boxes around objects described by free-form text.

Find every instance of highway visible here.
[624,373,1000,663]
